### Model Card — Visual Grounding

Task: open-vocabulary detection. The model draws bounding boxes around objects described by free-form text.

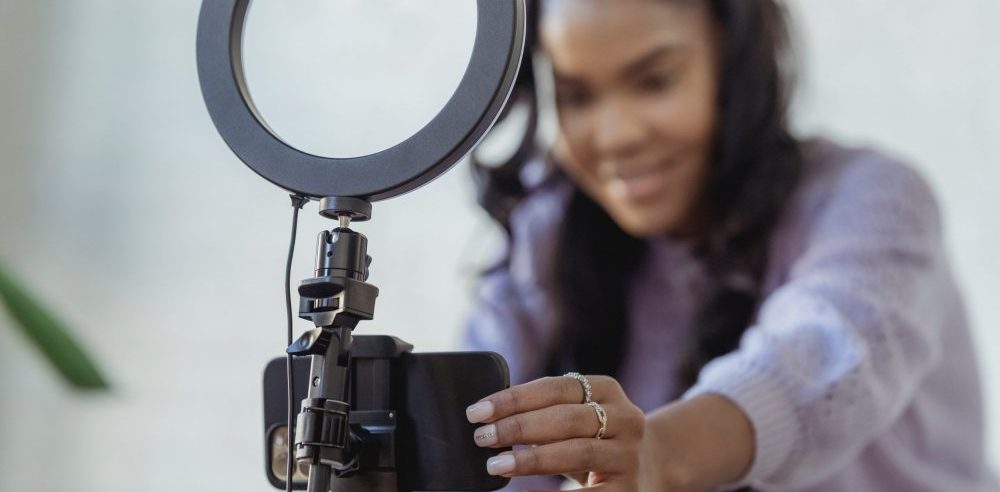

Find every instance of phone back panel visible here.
[395,352,511,491]
[263,346,511,491]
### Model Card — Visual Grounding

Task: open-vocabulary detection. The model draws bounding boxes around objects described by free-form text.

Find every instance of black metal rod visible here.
[307,463,332,492]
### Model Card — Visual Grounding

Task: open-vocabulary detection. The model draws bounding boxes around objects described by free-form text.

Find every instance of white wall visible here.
[0,1,996,490]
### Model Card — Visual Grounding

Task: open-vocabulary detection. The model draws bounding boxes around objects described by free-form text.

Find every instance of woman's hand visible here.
[465,375,647,491]
[466,376,757,492]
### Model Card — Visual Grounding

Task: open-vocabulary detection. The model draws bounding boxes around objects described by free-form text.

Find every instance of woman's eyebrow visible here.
[617,44,687,78]
[552,43,688,86]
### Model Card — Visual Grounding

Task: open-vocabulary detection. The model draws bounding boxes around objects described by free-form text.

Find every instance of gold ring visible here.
[587,401,608,439]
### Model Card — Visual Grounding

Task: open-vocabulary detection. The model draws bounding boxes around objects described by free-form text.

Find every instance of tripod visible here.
[287,197,396,492]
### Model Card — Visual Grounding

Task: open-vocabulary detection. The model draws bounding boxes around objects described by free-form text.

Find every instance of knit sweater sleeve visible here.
[684,154,947,490]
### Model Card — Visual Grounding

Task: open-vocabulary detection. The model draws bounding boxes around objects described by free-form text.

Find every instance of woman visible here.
[462,0,998,491]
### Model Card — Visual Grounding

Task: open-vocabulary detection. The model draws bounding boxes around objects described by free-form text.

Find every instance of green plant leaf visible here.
[0,260,110,390]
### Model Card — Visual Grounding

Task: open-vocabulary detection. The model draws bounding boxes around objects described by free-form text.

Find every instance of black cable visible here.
[285,195,308,492]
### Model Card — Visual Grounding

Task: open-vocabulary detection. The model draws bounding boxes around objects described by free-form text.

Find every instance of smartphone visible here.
[263,336,511,491]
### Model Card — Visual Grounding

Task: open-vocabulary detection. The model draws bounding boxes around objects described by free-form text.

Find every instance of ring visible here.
[563,372,592,403]
[587,401,608,440]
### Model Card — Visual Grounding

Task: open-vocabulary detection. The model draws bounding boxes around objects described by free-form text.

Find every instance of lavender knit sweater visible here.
[462,138,999,491]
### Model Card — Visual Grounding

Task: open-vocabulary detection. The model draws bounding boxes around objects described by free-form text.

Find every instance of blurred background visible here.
[0,0,997,490]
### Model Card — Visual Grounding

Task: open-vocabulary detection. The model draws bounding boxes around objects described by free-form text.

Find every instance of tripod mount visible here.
[286,197,398,492]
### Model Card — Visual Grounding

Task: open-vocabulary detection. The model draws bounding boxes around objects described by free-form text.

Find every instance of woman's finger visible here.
[485,438,638,478]
[563,471,590,487]
[467,375,625,424]
[525,483,626,492]
[474,403,625,447]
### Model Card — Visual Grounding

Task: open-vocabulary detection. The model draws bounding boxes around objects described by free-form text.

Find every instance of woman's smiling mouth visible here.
[603,159,676,202]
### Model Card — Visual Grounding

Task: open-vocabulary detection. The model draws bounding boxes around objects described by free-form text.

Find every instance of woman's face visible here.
[541,0,721,238]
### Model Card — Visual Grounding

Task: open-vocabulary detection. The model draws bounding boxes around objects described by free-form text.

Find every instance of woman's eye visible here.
[637,73,676,94]
[556,89,592,108]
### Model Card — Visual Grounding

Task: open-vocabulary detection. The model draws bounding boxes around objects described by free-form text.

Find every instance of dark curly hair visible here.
[473,0,803,395]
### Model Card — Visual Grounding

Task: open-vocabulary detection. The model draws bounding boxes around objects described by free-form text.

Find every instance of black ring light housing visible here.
[197,0,526,208]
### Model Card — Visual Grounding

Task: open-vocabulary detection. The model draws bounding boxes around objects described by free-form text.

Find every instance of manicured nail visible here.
[486,454,516,476]
[466,401,495,423]
[474,424,498,446]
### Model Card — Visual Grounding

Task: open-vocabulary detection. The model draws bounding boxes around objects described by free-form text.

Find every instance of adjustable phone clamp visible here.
[195,1,526,490]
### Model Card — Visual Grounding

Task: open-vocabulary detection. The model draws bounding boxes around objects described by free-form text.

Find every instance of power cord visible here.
[285,194,308,492]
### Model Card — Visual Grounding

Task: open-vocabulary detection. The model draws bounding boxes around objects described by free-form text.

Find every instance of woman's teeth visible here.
[608,165,669,200]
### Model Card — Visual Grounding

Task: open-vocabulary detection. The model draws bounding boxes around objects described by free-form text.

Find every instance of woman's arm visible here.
[641,394,755,491]
[682,157,947,489]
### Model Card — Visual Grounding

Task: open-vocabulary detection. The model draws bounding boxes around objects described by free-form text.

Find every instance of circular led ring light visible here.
[196,0,526,202]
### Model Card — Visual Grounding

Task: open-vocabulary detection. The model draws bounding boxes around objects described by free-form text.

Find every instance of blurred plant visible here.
[0,259,110,390]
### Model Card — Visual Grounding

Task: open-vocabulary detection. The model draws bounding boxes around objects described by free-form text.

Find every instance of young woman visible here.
[462,0,998,491]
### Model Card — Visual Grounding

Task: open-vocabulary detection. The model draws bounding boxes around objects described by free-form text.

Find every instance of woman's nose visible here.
[593,99,647,157]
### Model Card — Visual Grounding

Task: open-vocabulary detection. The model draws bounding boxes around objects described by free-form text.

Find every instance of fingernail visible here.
[474,424,498,447]
[466,401,494,423]
[486,454,516,476]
